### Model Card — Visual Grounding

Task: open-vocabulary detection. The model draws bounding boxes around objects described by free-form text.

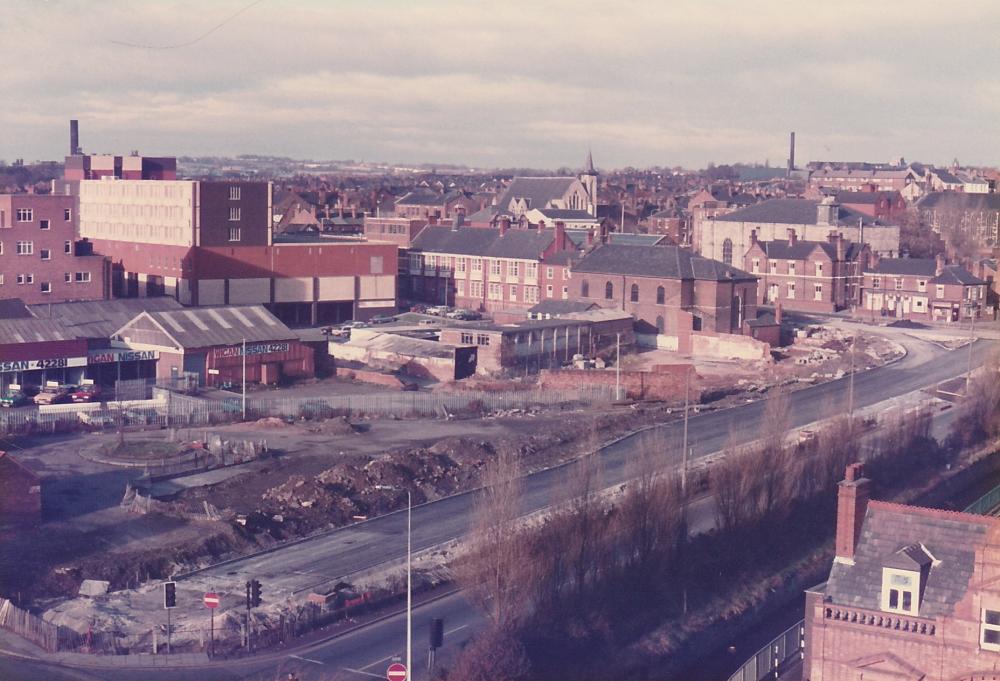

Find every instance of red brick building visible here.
[393,189,479,220]
[363,216,428,248]
[860,255,987,322]
[569,243,758,346]
[743,231,868,313]
[805,463,1000,680]
[0,194,109,304]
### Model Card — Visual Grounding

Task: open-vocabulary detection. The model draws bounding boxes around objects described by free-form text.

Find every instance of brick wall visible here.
[539,365,697,402]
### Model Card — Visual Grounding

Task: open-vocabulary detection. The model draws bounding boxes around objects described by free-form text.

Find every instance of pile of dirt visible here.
[302,416,357,436]
[253,417,290,429]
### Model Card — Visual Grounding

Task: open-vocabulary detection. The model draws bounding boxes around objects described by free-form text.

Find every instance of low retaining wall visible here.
[539,366,698,402]
[691,333,772,362]
[334,367,406,389]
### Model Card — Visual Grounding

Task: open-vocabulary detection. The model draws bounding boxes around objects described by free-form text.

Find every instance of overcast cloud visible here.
[2,0,999,169]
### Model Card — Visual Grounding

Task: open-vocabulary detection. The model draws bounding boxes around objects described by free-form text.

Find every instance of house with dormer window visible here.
[804,463,1000,680]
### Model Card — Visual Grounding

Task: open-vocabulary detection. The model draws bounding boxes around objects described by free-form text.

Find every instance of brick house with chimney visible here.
[393,189,479,220]
[569,243,760,351]
[743,230,868,313]
[404,220,584,323]
[860,255,987,322]
[804,463,1000,680]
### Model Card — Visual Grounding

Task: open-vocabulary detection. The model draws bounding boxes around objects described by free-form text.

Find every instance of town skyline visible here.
[3,0,1000,169]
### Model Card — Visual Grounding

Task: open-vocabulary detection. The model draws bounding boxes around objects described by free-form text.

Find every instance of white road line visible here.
[444,624,468,636]
[361,654,395,670]
[289,653,325,665]
[343,667,385,679]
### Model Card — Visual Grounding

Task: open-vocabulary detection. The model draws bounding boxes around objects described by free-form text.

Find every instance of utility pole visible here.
[241,337,247,420]
[406,490,412,681]
[615,333,621,400]
[966,304,976,395]
[681,366,690,495]
[847,334,856,420]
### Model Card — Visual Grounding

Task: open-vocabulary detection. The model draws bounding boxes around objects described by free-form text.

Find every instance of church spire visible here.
[584,148,596,175]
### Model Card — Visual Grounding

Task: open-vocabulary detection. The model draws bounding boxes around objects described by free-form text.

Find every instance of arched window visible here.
[605,281,614,300]
[630,283,639,302]
[656,285,665,305]
[656,316,665,334]
[722,238,733,265]
[581,280,589,298]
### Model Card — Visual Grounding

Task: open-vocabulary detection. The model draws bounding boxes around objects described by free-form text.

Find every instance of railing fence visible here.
[727,619,804,681]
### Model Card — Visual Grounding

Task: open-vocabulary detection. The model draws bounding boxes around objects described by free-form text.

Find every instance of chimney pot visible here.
[835,462,870,564]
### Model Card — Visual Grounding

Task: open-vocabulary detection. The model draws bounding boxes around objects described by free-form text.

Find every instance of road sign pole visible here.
[166,606,171,655]
[210,607,214,657]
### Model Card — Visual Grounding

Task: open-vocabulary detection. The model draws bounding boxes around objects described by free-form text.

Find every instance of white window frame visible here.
[64,272,72,283]
[816,262,824,276]
[64,241,71,254]
[769,261,778,274]
[75,272,91,283]
[788,261,796,275]
[787,282,796,299]
[562,285,568,300]
[229,206,241,221]
[935,284,945,298]
[228,226,241,242]
[982,609,1000,651]
[229,186,241,201]
[880,568,919,615]
[490,260,502,276]
[456,258,467,274]
[872,277,881,289]
[895,278,904,291]
[16,241,33,255]
[814,283,823,301]
[751,258,760,274]
[64,208,72,222]
[472,258,483,274]
[509,285,517,301]
[39,219,50,231]
[40,248,51,261]
[546,266,554,279]
[16,208,32,222]
[40,282,51,294]
[508,261,519,277]
[917,279,927,292]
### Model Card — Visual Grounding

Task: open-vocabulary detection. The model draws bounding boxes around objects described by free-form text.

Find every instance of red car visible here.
[71,385,102,403]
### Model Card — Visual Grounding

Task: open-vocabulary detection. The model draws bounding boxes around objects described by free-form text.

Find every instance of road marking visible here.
[445,624,468,636]
[361,654,394,670]
[343,667,384,679]
[289,653,325,665]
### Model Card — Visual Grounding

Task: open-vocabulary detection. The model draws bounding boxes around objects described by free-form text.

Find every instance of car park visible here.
[418,319,438,326]
[70,384,103,403]
[34,384,72,405]
[0,391,30,408]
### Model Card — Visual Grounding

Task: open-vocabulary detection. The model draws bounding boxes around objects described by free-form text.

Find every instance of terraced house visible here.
[860,255,987,322]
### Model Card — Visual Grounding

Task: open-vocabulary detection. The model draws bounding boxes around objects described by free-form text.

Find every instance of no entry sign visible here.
[204,592,220,608]
[387,662,407,681]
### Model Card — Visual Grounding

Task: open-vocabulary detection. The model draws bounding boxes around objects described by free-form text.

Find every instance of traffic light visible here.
[250,579,262,608]
[163,581,176,609]
[429,618,444,649]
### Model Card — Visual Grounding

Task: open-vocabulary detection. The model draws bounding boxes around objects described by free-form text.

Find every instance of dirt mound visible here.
[253,417,289,429]
[429,437,494,466]
[302,416,357,436]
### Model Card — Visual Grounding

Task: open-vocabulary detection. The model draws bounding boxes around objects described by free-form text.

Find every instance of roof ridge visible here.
[868,500,1000,526]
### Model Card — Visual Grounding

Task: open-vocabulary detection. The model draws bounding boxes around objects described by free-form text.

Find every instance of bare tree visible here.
[448,628,531,681]
[457,446,528,632]
[561,448,610,599]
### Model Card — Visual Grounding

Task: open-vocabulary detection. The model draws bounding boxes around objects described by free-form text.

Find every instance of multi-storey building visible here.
[860,255,987,322]
[362,216,428,248]
[917,192,1000,255]
[695,197,900,266]
[404,220,582,323]
[743,231,867,313]
[569,243,759,349]
[807,165,923,192]
[0,194,108,304]
[393,189,479,220]
[805,463,1000,680]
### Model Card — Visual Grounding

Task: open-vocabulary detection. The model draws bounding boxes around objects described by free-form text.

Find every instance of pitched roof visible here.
[870,258,937,276]
[756,238,863,262]
[534,208,596,220]
[119,305,296,349]
[918,191,1000,212]
[824,501,993,618]
[0,298,31,319]
[0,318,79,345]
[572,244,756,281]
[715,198,878,226]
[28,298,184,338]
[395,189,465,207]
[496,177,578,211]
[933,265,987,286]
[608,233,667,247]
[410,225,560,261]
[527,300,598,316]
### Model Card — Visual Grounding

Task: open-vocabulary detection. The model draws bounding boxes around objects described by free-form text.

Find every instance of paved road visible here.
[180,338,993,603]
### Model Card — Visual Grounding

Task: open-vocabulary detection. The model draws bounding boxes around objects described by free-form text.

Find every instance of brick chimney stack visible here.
[750,229,758,246]
[555,221,566,250]
[835,463,870,564]
[787,228,797,247]
[775,302,783,325]
[499,217,510,236]
[836,233,845,262]
[935,253,945,276]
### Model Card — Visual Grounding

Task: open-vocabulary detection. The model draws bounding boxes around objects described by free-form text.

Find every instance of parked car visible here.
[70,384,102,403]
[425,305,451,316]
[0,391,30,408]
[341,320,368,330]
[418,319,438,326]
[447,309,481,321]
[34,385,72,405]
[369,314,396,324]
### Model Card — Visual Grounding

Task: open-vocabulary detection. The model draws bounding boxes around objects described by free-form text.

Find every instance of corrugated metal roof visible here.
[132,305,296,349]
[0,318,79,345]
[28,298,183,338]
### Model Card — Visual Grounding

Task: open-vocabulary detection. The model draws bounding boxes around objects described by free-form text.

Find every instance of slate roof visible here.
[931,168,962,184]
[395,189,465,207]
[573,244,756,281]
[918,191,1000,212]
[715,198,878,226]
[934,265,987,286]
[608,233,666,247]
[120,305,296,349]
[755,239,864,262]
[495,177,577,211]
[527,300,598,316]
[869,258,937,277]
[410,225,560,260]
[824,501,991,618]
[534,208,596,220]
[0,298,31,319]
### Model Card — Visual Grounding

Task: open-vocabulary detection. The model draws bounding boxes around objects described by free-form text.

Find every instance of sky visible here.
[3,0,1000,170]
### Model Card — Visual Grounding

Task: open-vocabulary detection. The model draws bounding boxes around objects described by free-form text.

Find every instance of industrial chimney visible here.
[70,119,80,155]
[787,131,796,175]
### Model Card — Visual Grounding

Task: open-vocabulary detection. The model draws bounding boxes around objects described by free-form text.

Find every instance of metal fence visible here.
[0,598,61,652]
[727,619,804,681]
[965,483,1000,515]
[0,385,614,437]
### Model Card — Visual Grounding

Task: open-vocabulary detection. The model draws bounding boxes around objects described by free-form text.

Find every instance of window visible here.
[769,261,778,274]
[508,261,519,277]
[751,258,760,274]
[917,279,927,292]
[40,249,51,261]
[816,262,824,276]
[605,281,614,300]
[64,272,71,283]
[229,207,241,221]
[546,284,553,297]
[456,258,467,274]
[872,277,881,289]
[630,283,639,302]
[470,281,483,298]
[16,208,32,222]
[722,238,733,265]
[64,240,72,254]
[75,272,91,283]
[936,284,945,298]
[982,609,1000,650]
[546,266,554,279]
[656,316,665,334]
[895,278,903,291]
[472,258,482,273]
[228,227,241,242]
[562,286,568,300]
[64,208,72,221]
[39,219,50,230]
[40,282,51,294]
[788,261,796,276]
[526,262,538,280]
[787,282,796,299]
[582,281,590,297]
[490,260,502,276]
[488,283,502,300]
[370,256,383,274]
[16,241,33,255]
[476,334,490,346]
[881,569,918,614]
[656,285,665,305]
[460,332,473,344]
[525,286,539,303]
[229,186,241,201]
[0,274,4,285]
[456,280,465,297]
[509,285,517,301]
[814,283,823,300]
[409,253,422,271]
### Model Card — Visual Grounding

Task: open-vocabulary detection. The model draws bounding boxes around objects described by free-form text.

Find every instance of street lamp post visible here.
[375,485,411,677]
[241,337,247,421]
[966,303,977,396]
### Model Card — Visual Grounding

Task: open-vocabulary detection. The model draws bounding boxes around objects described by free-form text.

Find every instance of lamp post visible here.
[966,302,977,396]
[375,485,411,677]
[241,337,247,421]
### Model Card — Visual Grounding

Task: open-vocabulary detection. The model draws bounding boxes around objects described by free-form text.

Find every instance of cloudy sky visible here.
[3,0,999,170]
